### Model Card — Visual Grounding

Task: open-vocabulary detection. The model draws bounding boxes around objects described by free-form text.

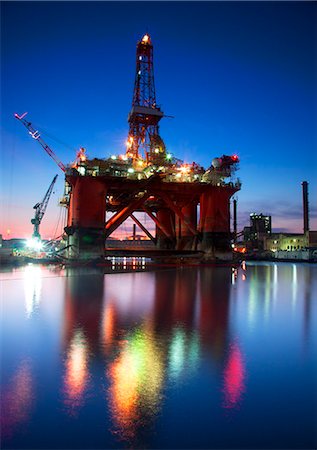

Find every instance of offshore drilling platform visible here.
[15,34,241,262]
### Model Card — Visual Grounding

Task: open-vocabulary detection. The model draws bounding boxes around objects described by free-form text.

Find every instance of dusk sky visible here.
[1,1,316,239]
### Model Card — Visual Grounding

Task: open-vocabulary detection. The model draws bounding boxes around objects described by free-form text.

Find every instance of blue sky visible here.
[1,1,316,239]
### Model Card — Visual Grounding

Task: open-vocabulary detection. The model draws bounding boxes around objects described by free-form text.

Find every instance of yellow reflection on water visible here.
[63,329,89,414]
[264,265,272,320]
[273,264,278,303]
[24,265,42,318]
[107,325,163,439]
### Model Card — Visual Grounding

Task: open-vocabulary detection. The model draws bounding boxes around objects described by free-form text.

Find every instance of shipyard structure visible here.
[16,34,241,261]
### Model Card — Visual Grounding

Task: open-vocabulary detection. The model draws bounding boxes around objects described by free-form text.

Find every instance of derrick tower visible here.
[127,34,166,163]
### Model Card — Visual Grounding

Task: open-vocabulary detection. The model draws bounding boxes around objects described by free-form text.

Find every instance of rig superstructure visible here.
[15,33,241,261]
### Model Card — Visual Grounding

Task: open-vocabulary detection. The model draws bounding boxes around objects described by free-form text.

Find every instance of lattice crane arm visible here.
[36,174,58,223]
[31,174,58,240]
[14,112,66,172]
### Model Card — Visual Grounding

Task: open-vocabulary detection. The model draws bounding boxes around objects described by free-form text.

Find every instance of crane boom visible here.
[32,175,58,239]
[14,113,66,172]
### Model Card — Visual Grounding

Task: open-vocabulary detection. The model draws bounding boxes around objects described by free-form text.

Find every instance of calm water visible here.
[1,261,316,449]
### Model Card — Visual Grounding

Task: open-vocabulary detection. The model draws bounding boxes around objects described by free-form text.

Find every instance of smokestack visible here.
[133,223,136,241]
[233,199,237,241]
[302,181,309,233]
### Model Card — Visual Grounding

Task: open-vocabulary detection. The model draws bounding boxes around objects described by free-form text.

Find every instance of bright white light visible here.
[24,265,42,318]
[128,168,135,173]
[26,238,43,251]
[111,155,117,160]
[180,165,189,173]
[166,153,172,160]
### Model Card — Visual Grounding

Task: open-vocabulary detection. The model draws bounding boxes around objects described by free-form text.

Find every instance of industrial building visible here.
[241,181,317,261]
[243,213,272,251]
[264,231,317,252]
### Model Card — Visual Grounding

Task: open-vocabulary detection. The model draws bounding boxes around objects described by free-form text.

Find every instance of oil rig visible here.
[15,33,241,261]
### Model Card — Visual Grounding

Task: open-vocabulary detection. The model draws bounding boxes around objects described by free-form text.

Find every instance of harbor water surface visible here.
[1,262,316,449]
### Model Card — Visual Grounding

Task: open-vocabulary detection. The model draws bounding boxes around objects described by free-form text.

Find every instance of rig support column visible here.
[156,207,175,250]
[65,177,107,260]
[175,203,197,250]
[199,186,236,259]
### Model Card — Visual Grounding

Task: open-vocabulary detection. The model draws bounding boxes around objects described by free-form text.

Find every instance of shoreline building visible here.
[243,213,272,251]
[264,231,317,261]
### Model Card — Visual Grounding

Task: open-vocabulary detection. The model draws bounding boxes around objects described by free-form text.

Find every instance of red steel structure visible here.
[15,34,241,261]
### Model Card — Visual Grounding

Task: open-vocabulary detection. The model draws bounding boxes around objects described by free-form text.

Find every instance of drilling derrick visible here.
[127,34,165,163]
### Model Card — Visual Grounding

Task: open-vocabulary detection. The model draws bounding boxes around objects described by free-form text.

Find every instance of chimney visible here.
[302,181,309,233]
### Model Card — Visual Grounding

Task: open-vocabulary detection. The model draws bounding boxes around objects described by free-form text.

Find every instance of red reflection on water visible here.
[1,359,34,437]
[222,342,246,409]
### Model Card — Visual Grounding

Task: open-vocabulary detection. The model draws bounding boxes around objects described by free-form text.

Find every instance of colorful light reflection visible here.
[63,329,89,414]
[107,326,163,439]
[222,342,246,409]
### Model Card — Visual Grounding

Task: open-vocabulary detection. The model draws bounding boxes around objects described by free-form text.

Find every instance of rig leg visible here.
[65,177,107,261]
[156,208,175,250]
[175,203,197,250]
[199,187,235,260]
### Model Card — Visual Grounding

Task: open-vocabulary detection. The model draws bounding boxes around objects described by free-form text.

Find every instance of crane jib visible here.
[14,112,67,173]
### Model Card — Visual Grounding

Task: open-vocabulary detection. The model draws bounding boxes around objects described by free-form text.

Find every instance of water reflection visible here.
[292,264,298,308]
[24,265,42,318]
[199,268,231,361]
[107,325,164,440]
[60,266,236,442]
[1,359,34,438]
[302,266,314,344]
[222,342,245,409]
[63,329,89,414]
[62,268,104,414]
[2,263,315,449]
[105,267,234,442]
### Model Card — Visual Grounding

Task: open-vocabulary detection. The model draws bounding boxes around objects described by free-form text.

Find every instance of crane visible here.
[31,175,58,240]
[14,113,66,172]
